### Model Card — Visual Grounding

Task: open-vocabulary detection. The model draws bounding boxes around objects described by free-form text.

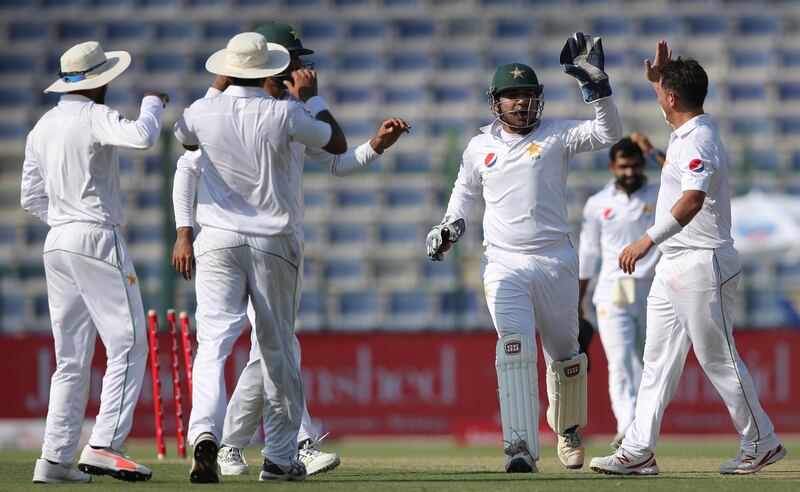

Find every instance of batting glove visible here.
[426,218,466,261]
[559,32,612,103]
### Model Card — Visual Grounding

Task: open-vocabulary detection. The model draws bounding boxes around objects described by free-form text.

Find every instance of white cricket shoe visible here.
[190,433,220,483]
[78,445,151,482]
[719,444,786,474]
[590,448,660,475]
[259,457,307,482]
[298,438,340,476]
[218,445,249,476]
[33,458,91,483]
[557,426,584,469]
[504,450,538,473]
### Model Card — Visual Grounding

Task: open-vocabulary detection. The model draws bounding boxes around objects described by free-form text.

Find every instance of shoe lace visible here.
[300,432,330,457]
[226,447,243,461]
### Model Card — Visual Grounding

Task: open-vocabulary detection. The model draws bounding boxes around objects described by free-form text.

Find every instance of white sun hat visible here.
[205,32,290,79]
[44,41,131,94]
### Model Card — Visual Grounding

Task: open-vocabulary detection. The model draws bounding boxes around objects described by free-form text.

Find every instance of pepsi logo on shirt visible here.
[485,153,498,168]
[603,208,615,220]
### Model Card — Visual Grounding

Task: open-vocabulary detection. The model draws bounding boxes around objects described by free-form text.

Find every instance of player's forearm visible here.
[670,190,705,227]
[591,98,623,145]
[578,278,590,305]
[172,166,197,229]
[328,141,380,177]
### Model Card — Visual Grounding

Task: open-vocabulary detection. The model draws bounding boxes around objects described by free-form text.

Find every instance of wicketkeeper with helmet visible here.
[426,32,622,472]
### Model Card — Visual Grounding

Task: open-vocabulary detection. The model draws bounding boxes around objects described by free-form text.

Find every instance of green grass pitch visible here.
[1,437,797,491]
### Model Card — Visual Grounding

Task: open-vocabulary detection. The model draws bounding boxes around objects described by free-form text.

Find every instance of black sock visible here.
[46,459,60,465]
[89,444,105,450]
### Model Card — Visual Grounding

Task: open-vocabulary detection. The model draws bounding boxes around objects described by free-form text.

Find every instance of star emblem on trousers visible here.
[510,66,525,79]
[127,273,137,286]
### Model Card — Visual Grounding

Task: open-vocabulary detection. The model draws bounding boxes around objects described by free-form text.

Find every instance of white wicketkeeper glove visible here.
[425,218,465,261]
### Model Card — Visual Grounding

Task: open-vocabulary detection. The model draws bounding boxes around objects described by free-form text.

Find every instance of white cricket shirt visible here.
[21,94,163,226]
[579,180,660,283]
[655,114,734,256]
[172,87,379,229]
[443,98,623,253]
[173,85,333,236]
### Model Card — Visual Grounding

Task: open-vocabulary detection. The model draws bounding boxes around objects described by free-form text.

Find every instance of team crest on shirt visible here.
[603,208,615,220]
[643,204,653,215]
[689,158,704,173]
[525,142,543,160]
[485,153,498,168]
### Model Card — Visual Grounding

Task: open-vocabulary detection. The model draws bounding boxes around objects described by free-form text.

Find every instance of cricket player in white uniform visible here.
[173,32,357,483]
[427,33,622,473]
[578,136,660,449]
[21,41,167,483]
[590,40,785,476]
[171,22,409,477]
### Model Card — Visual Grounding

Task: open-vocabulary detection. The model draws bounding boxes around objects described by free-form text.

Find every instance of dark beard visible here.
[616,174,646,194]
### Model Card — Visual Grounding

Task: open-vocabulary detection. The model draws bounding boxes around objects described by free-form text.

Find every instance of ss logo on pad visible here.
[505,341,521,355]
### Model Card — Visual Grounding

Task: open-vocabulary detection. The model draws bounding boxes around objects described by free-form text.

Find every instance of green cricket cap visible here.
[489,63,542,95]
[254,21,314,56]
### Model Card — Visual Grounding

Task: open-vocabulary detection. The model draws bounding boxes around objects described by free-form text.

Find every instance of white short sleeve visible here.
[287,102,332,149]
[174,106,199,147]
[678,141,714,192]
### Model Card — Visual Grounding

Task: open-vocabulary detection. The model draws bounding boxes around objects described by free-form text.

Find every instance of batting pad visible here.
[495,333,539,461]
[546,353,588,435]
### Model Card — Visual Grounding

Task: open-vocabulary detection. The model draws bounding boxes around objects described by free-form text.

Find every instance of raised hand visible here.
[144,91,169,107]
[283,69,318,102]
[370,118,411,154]
[644,39,672,84]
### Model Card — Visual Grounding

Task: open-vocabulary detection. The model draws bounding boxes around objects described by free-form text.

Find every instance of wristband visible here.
[646,213,682,245]
[305,96,329,117]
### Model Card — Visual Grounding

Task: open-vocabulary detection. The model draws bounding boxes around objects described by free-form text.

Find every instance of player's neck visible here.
[669,109,704,131]
[501,124,534,136]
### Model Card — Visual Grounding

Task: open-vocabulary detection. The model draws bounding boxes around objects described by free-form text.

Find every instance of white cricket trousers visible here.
[187,227,304,467]
[482,239,580,364]
[221,328,315,448]
[594,278,652,435]
[41,223,148,463]
[625,246,780,454]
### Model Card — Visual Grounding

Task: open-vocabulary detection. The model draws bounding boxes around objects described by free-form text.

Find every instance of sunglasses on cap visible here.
[58,60,107,83]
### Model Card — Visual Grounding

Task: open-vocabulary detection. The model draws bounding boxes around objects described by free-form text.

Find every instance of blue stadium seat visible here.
[8,21,48,41]
[736,16,778,36]
[2,293,25,319]
[386,186,426,208]
[335,0,371,6]
[388,291,430,329]
[118,154,134,174]
[440,290,482,327]
[301,222,320,243]
[233,0,275,5]
[637,16,679,36]
[298,290,324,327]
[0,0,30,8]
[34,292,49,317]
[394,19,435,40]
[0,224,17,245]
[338,119,372,138]
[493,19,534,40]
[138,0,178,6]
[328,222,369,244]
[444,17,481,39]
[154,21,194,41]
[303,187,328,208]
[422,259,458,283]
[337,290,378,318]
[0,122,26,141]
[57,21,96,41]
[285,0,321,5]
[747,150,780,171]
[43,0,83,7]
[91,0,136,6]
[203,21,242,41]
[334,86,375,104]
[488,51,531,70]
[590,17,632,36]
[731,50,771,68]
[309,52,333,71]
[439,50,481,71]
[430,118,471,137]
[729,84,766,101]
[730,116,771,135]
[336,189,378,208]
[433,85,474,104]
[390,52,431,72]
[778,83,800,102]
[187,0,226,5]
[684,16,727,36]
[144,155,166,174]
[104,87,131,106]
[0,87,32,108]
[299,20,338,42]
[779,117,800,135]
[394,152,430,172]
[25,223,49,245]
[127,223,162,244]
[348,19,388,42]
[325,259,367,283]
[781,49,800,68]
[136,190,163,208]
[105,20,147,42]
[378,222,420,243]
[145,53,186,73]
[384,87,426,104]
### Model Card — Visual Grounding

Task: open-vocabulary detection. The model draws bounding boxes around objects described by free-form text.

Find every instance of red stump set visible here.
[147,309,194,459]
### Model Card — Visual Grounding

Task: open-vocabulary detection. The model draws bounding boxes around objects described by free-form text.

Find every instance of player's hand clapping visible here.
[370,118,411,154]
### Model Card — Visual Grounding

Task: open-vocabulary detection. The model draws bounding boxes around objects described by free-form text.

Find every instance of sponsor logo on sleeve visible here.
[689,158,704,173]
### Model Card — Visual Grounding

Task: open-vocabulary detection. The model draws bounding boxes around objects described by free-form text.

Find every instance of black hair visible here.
[659,57,708,109]
[229,77,266,87]
[609,137,644,162]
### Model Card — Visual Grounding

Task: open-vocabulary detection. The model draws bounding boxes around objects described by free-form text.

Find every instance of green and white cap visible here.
[254,21,314,56]
[489,63,543,95]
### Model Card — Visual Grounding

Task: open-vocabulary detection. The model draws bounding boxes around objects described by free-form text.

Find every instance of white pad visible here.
[495,334,539,461]
[546,353,588,435]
